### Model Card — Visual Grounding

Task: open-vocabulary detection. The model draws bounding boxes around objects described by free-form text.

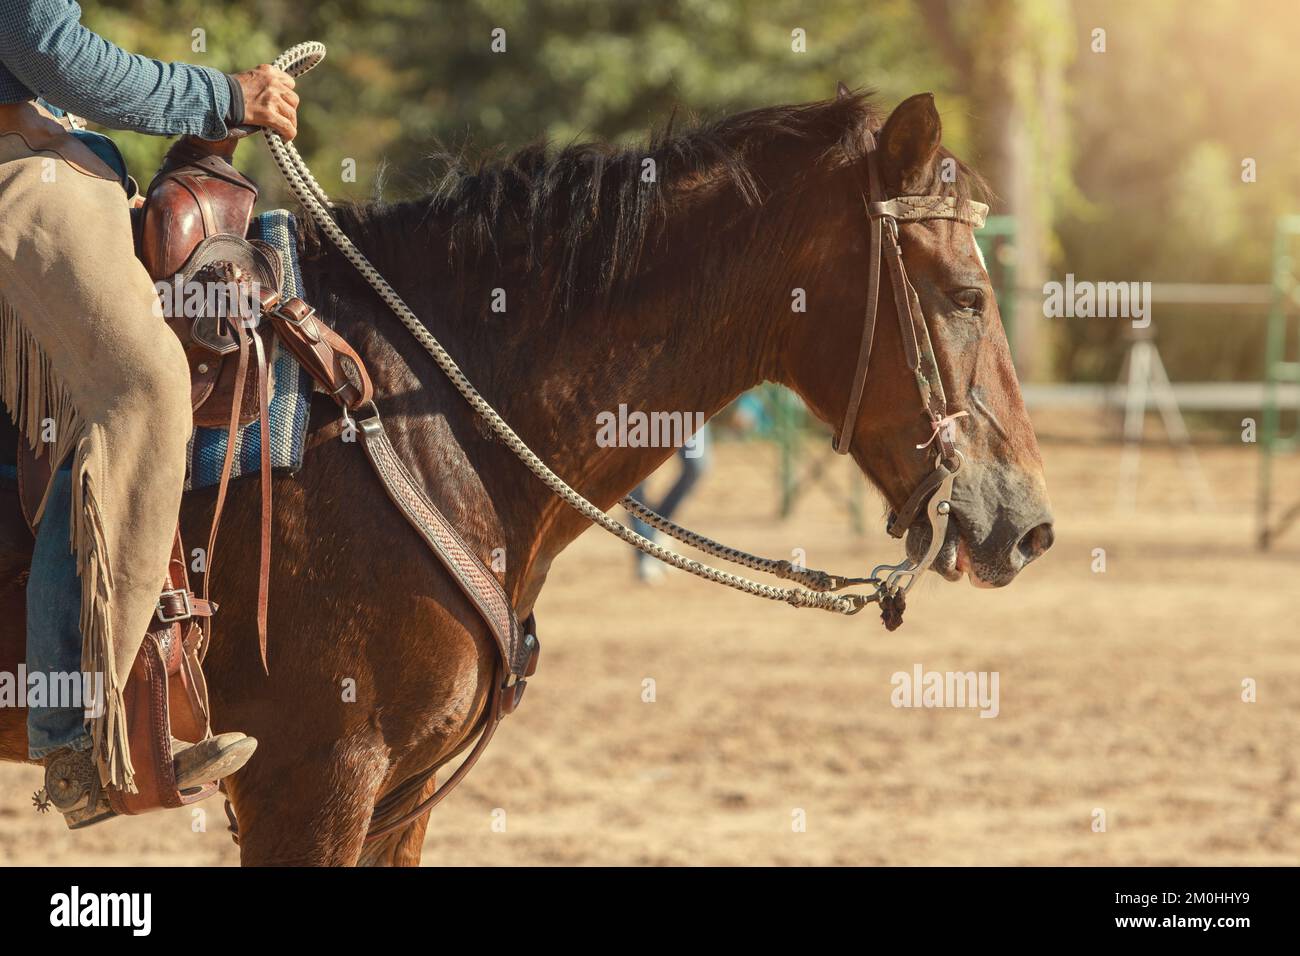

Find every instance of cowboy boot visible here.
[172,732,258,790]
[35,732,257,828]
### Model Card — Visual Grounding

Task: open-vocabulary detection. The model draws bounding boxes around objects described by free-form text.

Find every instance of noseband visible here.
[830,128,987,614]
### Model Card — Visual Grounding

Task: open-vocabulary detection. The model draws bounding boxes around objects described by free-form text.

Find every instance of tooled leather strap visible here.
[355,413,526,676]
[869,195,988,227]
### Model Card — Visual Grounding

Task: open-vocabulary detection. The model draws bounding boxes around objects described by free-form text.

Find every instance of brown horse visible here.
[0,88,1051,864]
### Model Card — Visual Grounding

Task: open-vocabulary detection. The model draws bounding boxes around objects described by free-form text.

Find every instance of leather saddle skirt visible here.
[166,234,284,427]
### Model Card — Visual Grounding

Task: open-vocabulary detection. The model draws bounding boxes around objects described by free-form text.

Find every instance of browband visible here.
[868,196,989,228]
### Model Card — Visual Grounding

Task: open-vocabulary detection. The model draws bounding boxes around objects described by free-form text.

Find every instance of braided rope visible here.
[619,496,862,592]
[265,42,878,616]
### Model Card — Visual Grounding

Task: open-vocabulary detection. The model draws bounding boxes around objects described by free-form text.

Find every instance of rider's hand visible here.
[231,64,299,140]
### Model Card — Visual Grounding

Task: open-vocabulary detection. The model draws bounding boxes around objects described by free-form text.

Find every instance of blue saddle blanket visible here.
[185,210,315,491]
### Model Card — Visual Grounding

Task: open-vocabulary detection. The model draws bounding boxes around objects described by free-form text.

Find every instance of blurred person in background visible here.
[627,425,712,583]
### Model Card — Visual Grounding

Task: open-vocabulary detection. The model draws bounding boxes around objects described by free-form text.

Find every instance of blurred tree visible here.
[83,0,980,203]
[917,0,1074,381]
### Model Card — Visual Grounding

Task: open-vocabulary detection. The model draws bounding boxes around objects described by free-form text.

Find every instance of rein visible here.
[265,42,985,624]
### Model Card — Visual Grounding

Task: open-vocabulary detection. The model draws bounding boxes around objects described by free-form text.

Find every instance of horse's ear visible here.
[877,92,942,192]
[836,81,852,100]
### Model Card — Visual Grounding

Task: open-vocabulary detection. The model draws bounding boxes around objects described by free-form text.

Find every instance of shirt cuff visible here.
[224,73,245,127]
[195,66,232,140]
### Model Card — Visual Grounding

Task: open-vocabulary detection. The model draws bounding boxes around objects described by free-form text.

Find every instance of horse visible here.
[0,87,1052,865]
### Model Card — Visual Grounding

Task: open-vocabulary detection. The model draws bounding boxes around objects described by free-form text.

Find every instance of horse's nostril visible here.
[1017,522,1055,562]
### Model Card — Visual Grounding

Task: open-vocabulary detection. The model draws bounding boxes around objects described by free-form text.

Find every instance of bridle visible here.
[830,126,988,622]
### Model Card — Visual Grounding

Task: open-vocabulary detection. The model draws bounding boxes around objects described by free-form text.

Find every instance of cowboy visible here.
[0,1,298,825]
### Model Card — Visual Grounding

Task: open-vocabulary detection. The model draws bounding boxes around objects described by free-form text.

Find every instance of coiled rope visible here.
[265,41,881,615]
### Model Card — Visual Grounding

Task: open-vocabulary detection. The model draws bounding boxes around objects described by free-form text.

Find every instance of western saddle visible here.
[17,130,375,821]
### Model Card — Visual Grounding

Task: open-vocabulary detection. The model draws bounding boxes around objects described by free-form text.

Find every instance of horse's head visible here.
[782,91,1052,588]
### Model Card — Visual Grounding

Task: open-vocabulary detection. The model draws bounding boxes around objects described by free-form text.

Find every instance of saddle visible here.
[16,131,375,820]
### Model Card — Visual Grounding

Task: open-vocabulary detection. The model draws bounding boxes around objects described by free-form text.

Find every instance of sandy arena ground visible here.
[1,411,1297,865]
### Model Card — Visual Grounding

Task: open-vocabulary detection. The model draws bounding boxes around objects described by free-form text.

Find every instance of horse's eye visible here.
[952,288,984,314]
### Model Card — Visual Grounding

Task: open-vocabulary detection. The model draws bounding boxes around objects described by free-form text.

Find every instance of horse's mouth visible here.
[902,512,961,581]
[929,521,964,582]
[935,528,967,580]
[906,512,1001,588]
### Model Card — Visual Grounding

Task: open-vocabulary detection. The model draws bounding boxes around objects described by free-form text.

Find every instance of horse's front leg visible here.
[224,726,389,866]
[204,591,493,866]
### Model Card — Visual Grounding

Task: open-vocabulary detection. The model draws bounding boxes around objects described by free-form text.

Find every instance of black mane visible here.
[304,91,986,318]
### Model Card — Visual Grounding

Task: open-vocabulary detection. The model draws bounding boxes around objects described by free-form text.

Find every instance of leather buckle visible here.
[500,629,539,716]
[272,301,320,343]
[500,677,527,715]
[156,588,194,624]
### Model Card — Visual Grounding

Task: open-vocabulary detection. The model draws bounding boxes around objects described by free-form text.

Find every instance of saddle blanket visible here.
[185,210,315,491]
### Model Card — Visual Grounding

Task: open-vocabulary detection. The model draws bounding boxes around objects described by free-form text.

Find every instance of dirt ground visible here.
[1,411,1298,866]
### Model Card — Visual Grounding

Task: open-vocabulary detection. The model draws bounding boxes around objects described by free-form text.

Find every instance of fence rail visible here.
[1021,382,1300,411]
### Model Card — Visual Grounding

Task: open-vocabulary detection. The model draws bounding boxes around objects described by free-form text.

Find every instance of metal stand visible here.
[1116,324,1214,512]
[765,386,864,534]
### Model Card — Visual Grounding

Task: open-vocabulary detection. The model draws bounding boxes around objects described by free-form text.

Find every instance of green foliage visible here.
[84,0,963,205]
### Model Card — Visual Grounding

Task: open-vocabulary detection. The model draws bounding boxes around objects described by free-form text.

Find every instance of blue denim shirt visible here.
[0,0,231,139]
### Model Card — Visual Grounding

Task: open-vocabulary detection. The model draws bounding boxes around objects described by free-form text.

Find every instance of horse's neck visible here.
[489,215,801,612]
[312,184,817,615]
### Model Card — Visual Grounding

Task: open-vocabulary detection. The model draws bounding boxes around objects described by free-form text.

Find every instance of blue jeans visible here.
[26,467,92,758]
